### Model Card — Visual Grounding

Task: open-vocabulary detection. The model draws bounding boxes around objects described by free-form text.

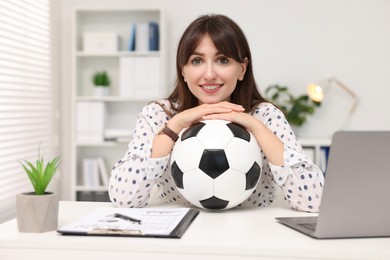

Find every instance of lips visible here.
[201,84,222,94]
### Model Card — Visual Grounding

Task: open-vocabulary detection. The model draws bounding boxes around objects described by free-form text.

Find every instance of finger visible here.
[215,102,244,111]
[202,113,233,121]
[202,104,244,115]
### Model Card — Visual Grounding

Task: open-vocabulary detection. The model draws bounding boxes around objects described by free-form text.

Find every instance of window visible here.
[0,0,59,223]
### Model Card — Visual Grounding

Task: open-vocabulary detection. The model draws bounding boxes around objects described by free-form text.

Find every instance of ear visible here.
[238,58,248,81]
[181,68,187,82]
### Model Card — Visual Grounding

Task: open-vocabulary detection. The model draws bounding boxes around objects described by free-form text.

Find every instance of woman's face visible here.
[181,34,247,105]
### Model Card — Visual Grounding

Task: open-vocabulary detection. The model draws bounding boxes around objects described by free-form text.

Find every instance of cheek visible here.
[183,68,201,84]
[221,68,242,83]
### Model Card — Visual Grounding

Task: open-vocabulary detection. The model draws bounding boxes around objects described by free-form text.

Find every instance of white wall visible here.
[58,0,390,198]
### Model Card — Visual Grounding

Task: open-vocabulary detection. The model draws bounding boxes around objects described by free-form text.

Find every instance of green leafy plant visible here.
[265,84,321,127]
[19,146,61,195]
[92,71,110,87]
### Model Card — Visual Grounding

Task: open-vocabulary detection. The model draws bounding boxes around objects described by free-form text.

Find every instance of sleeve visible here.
[108,102,169,208]
[254,103,325,212]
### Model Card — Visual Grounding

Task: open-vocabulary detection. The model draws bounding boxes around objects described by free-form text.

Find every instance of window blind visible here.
[0,0,58,223]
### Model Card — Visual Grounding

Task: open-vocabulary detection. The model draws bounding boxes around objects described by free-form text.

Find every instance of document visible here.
[58,207,199,238]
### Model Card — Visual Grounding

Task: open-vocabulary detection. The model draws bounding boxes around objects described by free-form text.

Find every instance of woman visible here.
[109,14,324,212]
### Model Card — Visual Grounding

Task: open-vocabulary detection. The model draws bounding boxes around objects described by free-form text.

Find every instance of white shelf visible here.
[76,96,150,102]
[70,7,166,201]
[75,186,109,192]
[299,138,331,147]
[76,142,129,147]
[299,138,332,173]
[76,50,160,57]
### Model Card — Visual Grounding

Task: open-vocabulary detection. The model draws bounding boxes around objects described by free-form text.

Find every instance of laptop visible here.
[276,131,390,239]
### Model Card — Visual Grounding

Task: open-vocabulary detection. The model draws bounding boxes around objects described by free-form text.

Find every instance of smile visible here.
[201,84,222,90]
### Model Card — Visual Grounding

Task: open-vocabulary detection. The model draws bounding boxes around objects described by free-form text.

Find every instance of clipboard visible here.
[57,207,199,238]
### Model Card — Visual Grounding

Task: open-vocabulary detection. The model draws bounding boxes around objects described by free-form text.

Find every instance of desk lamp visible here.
[307,77,358,115]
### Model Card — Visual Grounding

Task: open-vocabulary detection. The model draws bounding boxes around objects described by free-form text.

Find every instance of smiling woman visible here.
[108,14,324,213]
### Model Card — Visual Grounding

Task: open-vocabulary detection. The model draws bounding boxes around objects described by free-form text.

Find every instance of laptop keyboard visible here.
[298,223,317,231]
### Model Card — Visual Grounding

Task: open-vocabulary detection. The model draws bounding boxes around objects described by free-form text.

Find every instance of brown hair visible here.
[163,14,267,116]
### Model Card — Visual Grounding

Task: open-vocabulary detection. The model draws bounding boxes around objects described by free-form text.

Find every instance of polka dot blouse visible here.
[108,100,324,212]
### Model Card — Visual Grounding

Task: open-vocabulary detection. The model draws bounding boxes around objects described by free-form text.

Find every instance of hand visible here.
[201,109,262,133]
[168,102,245,133]
[202,107,284,166]
[151,102,244,158]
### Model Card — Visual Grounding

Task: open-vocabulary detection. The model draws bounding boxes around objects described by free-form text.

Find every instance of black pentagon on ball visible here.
[245,162,261,190]
[200,196,229,210]
[171,161,184,189]
[226,122,250,142]
[181,122,206,141]
[199,149,229,179]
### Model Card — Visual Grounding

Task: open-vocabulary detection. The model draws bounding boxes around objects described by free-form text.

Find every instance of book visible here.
[133,22,159,52]
[58,207,199,238]
[82,158,100,187]
[135,22,149,52]
[148,22,159,51]
[118,56,161,99]
[96,157,109,186]
[82,157,110,187]
[76,101,106,143]
[319,146,330,174]
[128,23,136,51]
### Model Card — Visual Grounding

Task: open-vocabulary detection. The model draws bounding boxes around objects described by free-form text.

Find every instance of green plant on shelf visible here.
[265,84,321,127]
[92,71,111,87]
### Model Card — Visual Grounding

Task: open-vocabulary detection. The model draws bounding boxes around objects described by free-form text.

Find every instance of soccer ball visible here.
[170,119,262,210]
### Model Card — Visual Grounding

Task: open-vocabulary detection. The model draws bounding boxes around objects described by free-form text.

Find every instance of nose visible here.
[204,63,217,80]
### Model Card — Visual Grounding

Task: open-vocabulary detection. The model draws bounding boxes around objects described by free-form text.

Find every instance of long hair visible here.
[165,14,267,115]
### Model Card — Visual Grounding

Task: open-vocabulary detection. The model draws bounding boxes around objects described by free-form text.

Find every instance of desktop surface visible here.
[0,201,389,260]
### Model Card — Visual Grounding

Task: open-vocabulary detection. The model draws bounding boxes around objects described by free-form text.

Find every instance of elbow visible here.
[286,197,321,213]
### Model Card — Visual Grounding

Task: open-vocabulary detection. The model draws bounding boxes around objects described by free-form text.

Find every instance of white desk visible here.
[0,201,389,260]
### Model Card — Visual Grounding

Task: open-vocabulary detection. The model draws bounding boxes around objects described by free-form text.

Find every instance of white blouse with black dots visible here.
[108,100,324,212]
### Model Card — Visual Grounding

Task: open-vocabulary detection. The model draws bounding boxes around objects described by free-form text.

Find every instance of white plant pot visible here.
[16,192,59,233]
[93,87,110,96]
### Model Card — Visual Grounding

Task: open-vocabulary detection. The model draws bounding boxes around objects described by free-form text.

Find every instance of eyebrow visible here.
[190,51,224,57]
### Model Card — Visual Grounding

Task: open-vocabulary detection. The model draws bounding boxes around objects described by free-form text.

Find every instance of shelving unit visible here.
[70,7,166,201]
[299,138,332,173]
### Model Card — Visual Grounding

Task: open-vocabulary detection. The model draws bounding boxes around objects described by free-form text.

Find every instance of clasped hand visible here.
[169,102,262,134]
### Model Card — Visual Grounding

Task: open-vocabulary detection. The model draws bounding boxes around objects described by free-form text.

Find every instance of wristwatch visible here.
[158,123,179,142]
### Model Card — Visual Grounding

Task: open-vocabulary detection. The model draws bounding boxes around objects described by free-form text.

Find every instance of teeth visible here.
[203,85,219,90]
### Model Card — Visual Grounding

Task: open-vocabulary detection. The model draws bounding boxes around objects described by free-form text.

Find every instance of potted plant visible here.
[92,70,110,96]
[16,147,61,233]
[265,84,321,127]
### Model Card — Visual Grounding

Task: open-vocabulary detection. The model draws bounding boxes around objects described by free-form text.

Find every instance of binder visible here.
[57,207,199,238]
[148,22,159,51]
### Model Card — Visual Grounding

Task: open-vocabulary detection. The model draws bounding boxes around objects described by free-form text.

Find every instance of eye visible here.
[190,57,203,65]
[218,57,229,65]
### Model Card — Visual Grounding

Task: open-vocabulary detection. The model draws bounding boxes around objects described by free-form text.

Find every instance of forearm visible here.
[109,102,171,207]
[271,146,324,212]
[108,154,169,207]
[109,161,153,208]
[279,165,324,212]
[250,120,284,166]
[150,117,187,158]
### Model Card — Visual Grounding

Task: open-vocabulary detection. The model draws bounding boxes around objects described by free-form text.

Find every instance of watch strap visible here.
[159,123,179,142]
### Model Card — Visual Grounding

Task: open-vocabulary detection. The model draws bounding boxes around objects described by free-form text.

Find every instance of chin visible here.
[199,96,230,105]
